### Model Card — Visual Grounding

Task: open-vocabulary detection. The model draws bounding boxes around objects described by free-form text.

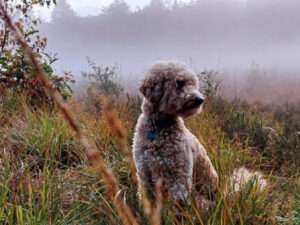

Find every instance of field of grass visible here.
[0,87,299,225]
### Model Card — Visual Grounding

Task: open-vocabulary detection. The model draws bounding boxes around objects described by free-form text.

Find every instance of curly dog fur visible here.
[133,61,218,204]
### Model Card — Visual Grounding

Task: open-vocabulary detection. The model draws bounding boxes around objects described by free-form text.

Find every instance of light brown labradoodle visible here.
[133,61,218,205]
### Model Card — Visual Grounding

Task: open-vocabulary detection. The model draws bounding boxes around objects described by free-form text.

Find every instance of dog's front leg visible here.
[192,141,218,206]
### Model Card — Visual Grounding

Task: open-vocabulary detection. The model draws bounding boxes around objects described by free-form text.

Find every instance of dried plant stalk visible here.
[102,99,137,183]
[103,99,163,225]
[138,181,153,216]
[0,3,139,225]
[151,180,163,225]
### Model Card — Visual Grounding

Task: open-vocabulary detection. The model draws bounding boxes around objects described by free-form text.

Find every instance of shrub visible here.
[198,70,222,100]
[223,109,270,151]
[269,104,300,172]
[0,1,73,106]
[82,60,124,114]
[9,109,84,171]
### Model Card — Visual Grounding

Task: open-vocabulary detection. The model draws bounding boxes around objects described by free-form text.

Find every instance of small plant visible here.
[82,59,124,114]
[198,70,222,100]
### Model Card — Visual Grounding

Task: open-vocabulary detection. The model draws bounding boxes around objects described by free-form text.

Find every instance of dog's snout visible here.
[194,96,204,106]
[184,94,204,110]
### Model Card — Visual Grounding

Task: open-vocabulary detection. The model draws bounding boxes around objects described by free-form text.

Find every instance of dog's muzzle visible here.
[184,96,204,109]
[194,96,204,106]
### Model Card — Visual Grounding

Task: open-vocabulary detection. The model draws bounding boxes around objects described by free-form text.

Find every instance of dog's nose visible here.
[194,96,204,106]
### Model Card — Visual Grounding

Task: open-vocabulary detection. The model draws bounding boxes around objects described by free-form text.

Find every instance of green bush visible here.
[0,1,73,106]
[10,110,84,171]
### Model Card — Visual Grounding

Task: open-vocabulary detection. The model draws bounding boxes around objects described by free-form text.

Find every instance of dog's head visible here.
[140,61,204,117]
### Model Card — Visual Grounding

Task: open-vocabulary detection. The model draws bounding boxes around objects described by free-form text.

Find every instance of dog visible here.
[133,61,218,205]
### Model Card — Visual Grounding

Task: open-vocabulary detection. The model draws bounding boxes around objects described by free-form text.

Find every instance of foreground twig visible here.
[103,99,163,225]
[0,3,139,225]
[151,180,163,225]
[102,99,137,183]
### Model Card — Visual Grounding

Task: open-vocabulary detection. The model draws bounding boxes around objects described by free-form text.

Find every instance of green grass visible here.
[0,91,299,225]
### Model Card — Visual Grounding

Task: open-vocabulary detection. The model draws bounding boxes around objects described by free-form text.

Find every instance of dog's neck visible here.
[142,99,180,128]
[142,100,184,141]
[148,113,177,129]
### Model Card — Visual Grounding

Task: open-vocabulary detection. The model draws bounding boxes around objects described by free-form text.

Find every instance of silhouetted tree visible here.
[144,0,166,13]
[104,0,130,16]
[52,0,75,20]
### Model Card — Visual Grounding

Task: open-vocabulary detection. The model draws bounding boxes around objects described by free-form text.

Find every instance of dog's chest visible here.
[135,122,192,169]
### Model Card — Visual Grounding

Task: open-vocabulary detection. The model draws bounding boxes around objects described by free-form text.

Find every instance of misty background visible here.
[38,0,300,102]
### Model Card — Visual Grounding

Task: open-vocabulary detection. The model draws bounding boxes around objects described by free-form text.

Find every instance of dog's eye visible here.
[176,80,185,89]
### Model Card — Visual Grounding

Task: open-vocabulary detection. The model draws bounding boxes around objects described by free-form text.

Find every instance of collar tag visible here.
[147,131,157,141]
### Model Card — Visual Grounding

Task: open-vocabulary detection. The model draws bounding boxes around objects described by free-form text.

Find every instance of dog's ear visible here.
[139,78,164,104]
[139,80,149,98]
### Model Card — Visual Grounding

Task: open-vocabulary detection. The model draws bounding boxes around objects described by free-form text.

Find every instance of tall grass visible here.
[1,88,299,224]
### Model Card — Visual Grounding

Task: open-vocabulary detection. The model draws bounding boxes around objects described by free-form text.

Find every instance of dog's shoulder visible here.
[182,126,209,157]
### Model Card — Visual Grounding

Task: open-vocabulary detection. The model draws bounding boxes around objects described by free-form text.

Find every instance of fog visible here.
[39,0,300,97]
